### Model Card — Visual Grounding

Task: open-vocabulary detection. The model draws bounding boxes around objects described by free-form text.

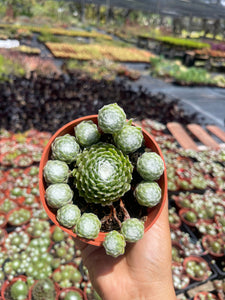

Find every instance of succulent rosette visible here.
[121,218,144,242]
[74,142,133,205]
[45,183,73,209]
[44,160,70,184]
[74,120,101,147]
[137,152,164,181]
[98,103,126,134]
[51,134,80,164]
[57,204,81,228]
[74,213,101,239]
[134,181,162,207]
[113,124,143,154]
[103,230,126,257]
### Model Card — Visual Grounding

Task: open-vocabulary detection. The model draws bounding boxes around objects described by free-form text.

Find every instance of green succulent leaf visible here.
[45,183,73,209]
[137,152,164,181]
[98,103,126,134]
[74,120,101,147]
[51,134,80,164]
[103,230,126,257]
[113,125,143,154]
[74,213,101,239]
[56,204,81,228]
[74,142,133,205]
[44,160,70,184]
[121,218,144,242]
[134,181,161,207]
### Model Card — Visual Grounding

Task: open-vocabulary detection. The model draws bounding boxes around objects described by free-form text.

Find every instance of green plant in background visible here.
[38,32,61,43]
[156,36,210,49]
[150,56,217,86]
[10,279,29,300]
[31,278,56,300]
[0,54,25,81]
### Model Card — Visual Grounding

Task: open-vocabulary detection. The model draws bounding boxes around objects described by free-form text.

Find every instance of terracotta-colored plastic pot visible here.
[179,208,198,227]
[5,189,25,204]
[39,115,167,246]
[57,287,87,300]
[0,213,7,228]
[202,234,225,258]
[194,291,217,300]
[1,275,30,300]
[172,194,192,210]
[0,228,7,245]
[183,256,211,282]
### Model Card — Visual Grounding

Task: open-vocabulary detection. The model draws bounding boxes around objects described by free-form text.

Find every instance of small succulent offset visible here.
[44,160,70,184]
[44,103,165,257]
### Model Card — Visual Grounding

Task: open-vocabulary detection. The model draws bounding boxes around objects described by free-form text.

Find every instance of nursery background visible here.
[0,0,225,299]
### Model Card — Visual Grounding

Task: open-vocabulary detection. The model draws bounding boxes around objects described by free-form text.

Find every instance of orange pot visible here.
[1,276,30,300]
[39,115,167,246]
[179,208,198,227]
[183,256,211,282]
[202,234,225,258]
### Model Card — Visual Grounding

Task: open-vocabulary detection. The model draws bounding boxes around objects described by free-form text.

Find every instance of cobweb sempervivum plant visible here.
[41,103,165,257]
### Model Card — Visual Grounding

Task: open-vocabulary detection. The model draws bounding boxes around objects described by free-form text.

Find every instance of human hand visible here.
[75,200,176,300]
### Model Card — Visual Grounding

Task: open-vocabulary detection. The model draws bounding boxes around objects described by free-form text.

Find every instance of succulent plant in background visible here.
[202,234,225,257]
[52,264,82,288]
[0,198,18,214]
[184,258,212,281]
[41,103,165,257]
[172,264,189,290]
[7,208,31,226]
[9,279,29,300]
[50,236,76,264]
[26,218,51,238]
[51,226,68,243]
[59,290,83,300]
[4,229,30,254]
[31,278,56,300]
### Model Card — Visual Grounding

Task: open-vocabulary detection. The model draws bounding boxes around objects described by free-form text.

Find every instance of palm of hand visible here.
[76,202,175,300]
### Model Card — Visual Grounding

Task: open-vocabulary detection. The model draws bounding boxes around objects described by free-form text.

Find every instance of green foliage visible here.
[0,54,25,81]
[140,34,210,49]
[155,36,210,49]
[38,32,61,43]
[150,56,216,85]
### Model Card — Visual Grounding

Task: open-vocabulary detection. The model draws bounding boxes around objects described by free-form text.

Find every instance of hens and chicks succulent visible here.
[43,103,165,257]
